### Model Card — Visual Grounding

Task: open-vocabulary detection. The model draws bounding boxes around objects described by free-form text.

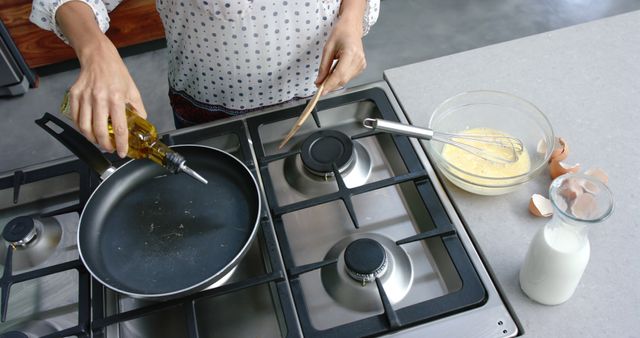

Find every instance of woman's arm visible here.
[315,0,379,94]
[53,1,146,157]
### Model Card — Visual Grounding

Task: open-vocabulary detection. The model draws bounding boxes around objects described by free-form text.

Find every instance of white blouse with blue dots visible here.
[30,0,380,113]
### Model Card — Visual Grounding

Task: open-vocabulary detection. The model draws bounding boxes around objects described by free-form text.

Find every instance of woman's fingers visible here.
[93,98,113,152]
[321,48,366,95]
[66,38,145,156]
[322,53,352,94]
[129,90,147,119]
[72,85,141,158]
[316,14,367,95]
[77,93,95,143]
[315,43,336,86]
[68,87,81,122]
[109,98,129,158]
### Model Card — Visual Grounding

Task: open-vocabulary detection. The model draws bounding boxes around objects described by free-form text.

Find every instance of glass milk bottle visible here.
[519,173,614,305]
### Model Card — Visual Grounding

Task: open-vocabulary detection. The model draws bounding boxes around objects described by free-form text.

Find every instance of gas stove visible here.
[0,82,520,337]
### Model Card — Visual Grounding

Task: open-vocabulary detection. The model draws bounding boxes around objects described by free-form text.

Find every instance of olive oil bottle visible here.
[60,92,207,184]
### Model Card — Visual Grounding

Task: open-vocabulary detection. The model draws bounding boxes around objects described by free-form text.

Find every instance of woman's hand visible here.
[57,1,146,158]
[315,0,367,95]
[68,39,146,157]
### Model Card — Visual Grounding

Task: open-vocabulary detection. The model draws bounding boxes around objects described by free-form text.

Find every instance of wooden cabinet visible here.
[0,0,165,69]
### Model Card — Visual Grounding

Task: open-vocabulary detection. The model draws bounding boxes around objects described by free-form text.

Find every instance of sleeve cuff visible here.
[362,0,380,36]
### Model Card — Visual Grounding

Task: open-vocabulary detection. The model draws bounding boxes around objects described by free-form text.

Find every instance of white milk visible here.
[519,221,590,305]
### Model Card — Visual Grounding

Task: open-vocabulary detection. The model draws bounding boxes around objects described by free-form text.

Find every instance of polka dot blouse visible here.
[30,0,380,114]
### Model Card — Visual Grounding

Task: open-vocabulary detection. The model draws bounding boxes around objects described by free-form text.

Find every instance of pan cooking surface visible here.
[80,148,259,295]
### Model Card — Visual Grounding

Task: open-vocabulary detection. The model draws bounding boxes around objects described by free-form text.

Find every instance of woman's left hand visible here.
[315,6,367,95]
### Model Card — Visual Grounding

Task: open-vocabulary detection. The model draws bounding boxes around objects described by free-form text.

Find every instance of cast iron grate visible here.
[247,88,488,337]
[0,159,93,338]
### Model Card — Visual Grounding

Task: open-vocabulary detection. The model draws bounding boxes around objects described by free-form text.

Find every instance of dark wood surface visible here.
[0,0,165,68]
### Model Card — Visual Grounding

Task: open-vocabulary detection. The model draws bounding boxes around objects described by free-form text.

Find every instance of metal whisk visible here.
[362,118,524,164]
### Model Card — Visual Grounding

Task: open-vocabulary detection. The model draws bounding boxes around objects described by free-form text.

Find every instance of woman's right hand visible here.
[55,1,145,158]
[67,36,146,158]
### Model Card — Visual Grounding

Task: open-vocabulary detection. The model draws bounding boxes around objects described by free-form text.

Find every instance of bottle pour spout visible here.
[179,163,208,184]
[164,151,208,184]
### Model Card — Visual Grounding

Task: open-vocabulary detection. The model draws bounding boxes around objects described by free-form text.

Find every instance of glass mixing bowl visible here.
[426,90,554,195]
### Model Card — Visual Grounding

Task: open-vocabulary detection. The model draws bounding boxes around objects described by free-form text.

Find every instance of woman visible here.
[30,0,379,157]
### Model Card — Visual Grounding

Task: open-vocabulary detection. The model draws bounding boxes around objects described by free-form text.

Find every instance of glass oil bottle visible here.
[60,92,207,184]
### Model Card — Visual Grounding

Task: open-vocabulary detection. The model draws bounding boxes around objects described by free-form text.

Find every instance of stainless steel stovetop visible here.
[0,82,520,338]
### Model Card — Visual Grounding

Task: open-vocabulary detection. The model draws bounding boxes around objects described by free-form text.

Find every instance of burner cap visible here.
[322,234,413,312]
[344,238,387,281]
[3,216,37,245]
[0,332,29,338]
[300,130,354,174]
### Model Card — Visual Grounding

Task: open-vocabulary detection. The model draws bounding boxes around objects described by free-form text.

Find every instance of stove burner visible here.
[0,216,62,271]
[3,216,38,246]
[344,239,388,284]
[283,130,372,195]
[300,130,354,175]
[321,234,413,312]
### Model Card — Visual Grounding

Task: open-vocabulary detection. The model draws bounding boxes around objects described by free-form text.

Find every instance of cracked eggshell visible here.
[585,167,609,184]
[549,160,580,179]
[529,194,553,217]
[551,137,569,162]
[559,177,584,201]
[549,137,569,163]
[538,137,567,161]
[582,168,609,194]
[571,193,597,219]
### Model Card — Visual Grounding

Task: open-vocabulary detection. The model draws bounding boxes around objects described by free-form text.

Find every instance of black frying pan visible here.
[36,113,261,300]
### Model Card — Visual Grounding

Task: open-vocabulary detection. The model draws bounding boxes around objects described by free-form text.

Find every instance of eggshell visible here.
[549,160,580,179]
[585,167,609,184]
[580,180,598,194]
[571,193,597,219]
[529,194,553,217]
[571,168,607,194]
[559,177,584,201]
[549,137,569,163]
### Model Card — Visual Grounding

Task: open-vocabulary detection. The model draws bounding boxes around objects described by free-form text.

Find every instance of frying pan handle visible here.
[36,113,114,178]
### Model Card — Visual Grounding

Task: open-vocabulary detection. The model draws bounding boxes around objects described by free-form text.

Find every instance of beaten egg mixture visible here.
[441,128,530,179]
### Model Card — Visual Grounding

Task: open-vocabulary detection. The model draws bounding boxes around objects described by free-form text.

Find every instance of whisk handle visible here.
[362,118,434,140]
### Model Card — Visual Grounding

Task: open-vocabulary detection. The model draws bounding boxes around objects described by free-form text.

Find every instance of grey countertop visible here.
[384,11,640,338]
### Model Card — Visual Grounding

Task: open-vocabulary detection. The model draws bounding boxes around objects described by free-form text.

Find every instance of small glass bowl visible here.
[426,90,555,195]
